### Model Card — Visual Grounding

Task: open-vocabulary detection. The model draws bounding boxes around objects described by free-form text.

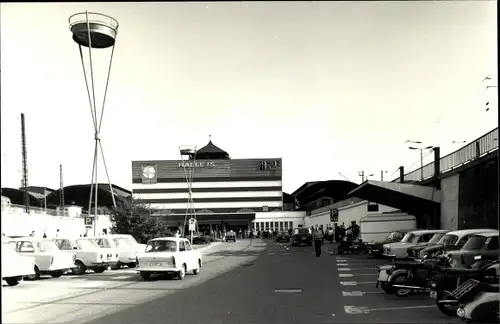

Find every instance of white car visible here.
[8,237,76,280]
[53,237,120,275]
[107,234,147,269]
[1,241,35,286]
[136,237,202,281]
[382,229,449,258]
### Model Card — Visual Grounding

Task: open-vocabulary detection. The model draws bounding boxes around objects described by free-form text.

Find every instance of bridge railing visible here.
[393,127,498,182]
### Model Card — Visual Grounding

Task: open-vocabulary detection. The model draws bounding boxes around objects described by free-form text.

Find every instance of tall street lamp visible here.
[407,142,434,180]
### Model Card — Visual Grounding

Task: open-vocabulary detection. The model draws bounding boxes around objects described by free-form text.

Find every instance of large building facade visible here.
[131,139,283,230]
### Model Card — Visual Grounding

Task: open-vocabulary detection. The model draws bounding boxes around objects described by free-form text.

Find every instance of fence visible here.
[393,128,498,182]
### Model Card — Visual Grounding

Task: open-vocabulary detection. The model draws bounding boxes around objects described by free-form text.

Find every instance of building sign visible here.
[330,209,339,222]
[178,161,216,168]
[260,160,280,171]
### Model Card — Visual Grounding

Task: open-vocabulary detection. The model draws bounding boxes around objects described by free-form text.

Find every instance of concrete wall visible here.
[440,173,459,230]
[305,200,399,229]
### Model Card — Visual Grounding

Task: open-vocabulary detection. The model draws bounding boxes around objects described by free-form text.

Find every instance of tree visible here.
[110,199,170,243]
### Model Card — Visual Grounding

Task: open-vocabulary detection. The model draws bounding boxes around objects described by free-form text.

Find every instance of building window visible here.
[289,221,293,229]
[322,199,330,207]
[284,222,288,230]
[274,222,279,230]
[265,222,269,230]
[279,221,284,231]
[367,203,379,212]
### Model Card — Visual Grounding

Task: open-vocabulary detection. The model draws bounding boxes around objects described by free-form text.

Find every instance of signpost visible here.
[84,217,93,229]
[188,218,196,244]
[330,209,339,222]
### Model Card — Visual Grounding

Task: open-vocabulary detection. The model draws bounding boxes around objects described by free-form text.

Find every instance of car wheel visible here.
[50,270,64,278]
[178,264,186,280]
[72,260,87,275]
[26,265,40,280]
[111,261,121,270]
[193,259,201,275]
[93,266,106,273]
[140,271,151,281]
[127,262,137,269]
[5,277,21,286]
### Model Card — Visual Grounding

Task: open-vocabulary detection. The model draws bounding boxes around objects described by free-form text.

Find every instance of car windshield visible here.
[401,233,416,243]
[145,240,177,253]
[76,239,100,250]
[95,238,113,248]
[438,234,458,246]
[463,236,488,250]
[40,240,59,252]
[429,233,446,243]
[295,228,310,235]
[386,232,400,240]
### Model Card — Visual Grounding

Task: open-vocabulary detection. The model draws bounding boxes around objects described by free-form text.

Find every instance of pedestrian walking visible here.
[312,227,323,257]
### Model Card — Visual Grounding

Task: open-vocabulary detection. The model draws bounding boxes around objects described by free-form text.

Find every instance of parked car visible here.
[382,229,449,258]
[408,229,498,259]
[136,237,202,281]
[275,231,290,243]
[7,237,76,280]
[448,231,499,268]
[1,240,35,286]
[291,227,312,246]
[53,237,120,275]
[225,231,236,242]
[192,235,211,245]
[366,231,407,258]
[95,234,146,269]
[405,230,449,258]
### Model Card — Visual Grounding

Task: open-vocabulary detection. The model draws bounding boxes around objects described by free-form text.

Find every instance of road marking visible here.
[339,274,353,278]
[336,259,347,262]
[343,267,376,271]
[274,289,303,293]
[111,275,134,280]
[344,306,370,314]
[338,268,351,271]
[348,273,378,276]
[370,305,436,312]
[268,252,276,255]
[342,290,384,296]
[340,281,375,286]
[283,253,291,255]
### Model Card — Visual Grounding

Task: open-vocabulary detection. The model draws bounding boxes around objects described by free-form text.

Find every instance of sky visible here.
[1,1,498,194]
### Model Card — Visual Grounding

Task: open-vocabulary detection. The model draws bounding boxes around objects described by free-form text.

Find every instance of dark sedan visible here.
[275,232,290,243]
[291,228,312,246]
[449,231,499,267]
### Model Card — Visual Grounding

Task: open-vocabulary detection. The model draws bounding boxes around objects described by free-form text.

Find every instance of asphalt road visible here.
[2,239,463,324]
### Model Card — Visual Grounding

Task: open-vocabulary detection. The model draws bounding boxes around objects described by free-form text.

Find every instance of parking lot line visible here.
[369,305,436,312]
[339,274,353,277]
[342,291,384,296]
[338,268,351,271]
[340,281,374,285]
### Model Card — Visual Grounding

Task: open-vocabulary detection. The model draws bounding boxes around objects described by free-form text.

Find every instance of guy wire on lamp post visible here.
[406,140,434,180]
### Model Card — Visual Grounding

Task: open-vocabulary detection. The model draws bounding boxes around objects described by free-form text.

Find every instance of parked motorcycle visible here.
[430,256,498,317]
[338,237,367,255]
[376,255,430,294]
[453,279,499,322]
[388,252,452,297]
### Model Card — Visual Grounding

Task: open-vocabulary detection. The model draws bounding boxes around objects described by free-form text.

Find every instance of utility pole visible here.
[358,170,374,183]
[380,170,388,181]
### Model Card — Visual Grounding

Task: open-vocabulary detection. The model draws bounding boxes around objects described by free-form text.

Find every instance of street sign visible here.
[188,218,196,232]
[330,209,339,222]
[84,217,93,229]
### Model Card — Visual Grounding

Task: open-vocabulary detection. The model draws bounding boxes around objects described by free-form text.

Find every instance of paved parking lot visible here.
[2,240,463,324]
[324,251,462,323]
